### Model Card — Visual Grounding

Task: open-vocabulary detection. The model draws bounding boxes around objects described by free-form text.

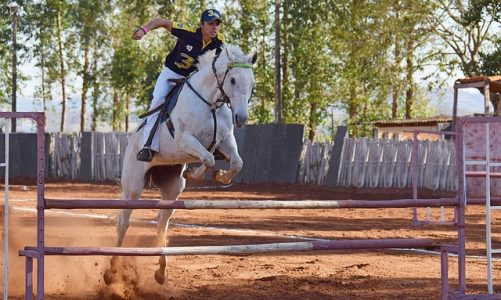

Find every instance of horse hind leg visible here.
[104,158,146,286]
[183,163,211,181]
[151,164,185,284]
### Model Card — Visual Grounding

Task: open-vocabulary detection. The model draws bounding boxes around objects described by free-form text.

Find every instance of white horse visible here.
[104,44,257,285]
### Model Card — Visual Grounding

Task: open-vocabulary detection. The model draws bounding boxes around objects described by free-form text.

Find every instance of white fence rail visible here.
[297,137,455,191]
[296,140,334,185]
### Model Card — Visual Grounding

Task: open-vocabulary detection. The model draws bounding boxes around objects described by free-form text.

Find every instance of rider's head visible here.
[201,8,222,25]
[200,9,222,39]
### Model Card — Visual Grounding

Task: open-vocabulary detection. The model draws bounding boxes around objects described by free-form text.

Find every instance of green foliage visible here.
[8,0,498,137]
[480,40,501,75]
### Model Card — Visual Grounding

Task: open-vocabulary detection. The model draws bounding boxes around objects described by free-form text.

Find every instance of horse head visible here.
[215,45,257,127]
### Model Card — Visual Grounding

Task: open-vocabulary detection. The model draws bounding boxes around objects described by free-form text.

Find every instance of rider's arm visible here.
[132,18,173,40]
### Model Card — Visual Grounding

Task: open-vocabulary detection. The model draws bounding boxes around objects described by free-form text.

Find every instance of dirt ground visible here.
[1,181,501,299]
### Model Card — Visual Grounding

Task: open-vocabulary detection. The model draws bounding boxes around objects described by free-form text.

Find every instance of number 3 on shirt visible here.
[174,53,194,69]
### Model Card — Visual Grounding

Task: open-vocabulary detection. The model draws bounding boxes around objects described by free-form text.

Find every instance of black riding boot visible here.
[137,147,156,162]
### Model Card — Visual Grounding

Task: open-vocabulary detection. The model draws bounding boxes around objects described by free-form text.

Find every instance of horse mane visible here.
[196,44,246,69]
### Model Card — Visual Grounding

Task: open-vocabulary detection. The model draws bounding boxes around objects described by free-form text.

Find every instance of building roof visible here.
[456,75,501,93]
[372,115,452,127]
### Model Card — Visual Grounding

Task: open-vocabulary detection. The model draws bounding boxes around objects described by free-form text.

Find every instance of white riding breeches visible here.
[143,66,185,152]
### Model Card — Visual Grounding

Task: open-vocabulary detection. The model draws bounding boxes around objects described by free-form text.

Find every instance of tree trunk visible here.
[56,10,67,132]
[348,83,357,136]
[281,0,290,121]
[91,39,100,131]
[308,101,317,141]
[112,89,120,131]
[40,42,47,113]
[405,37,415,119]
[80,37,91,132]
[125,92,129,132]
[274,0,282,124]
[391,4,401,119]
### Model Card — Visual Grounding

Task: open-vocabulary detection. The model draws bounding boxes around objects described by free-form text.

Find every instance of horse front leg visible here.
[212,134,243,184]
[178,134,215,181]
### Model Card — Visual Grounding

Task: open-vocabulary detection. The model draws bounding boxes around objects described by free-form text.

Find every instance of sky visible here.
[10,82,487,133]
[7,45,488,133]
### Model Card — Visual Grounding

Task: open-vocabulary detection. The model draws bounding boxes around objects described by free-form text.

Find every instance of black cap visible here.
[201,9,222,23]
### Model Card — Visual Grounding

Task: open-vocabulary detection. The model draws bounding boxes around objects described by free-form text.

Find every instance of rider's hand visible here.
[132,27,147,40]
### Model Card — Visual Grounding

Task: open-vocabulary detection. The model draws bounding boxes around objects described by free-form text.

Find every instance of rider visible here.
[133,8,226,162]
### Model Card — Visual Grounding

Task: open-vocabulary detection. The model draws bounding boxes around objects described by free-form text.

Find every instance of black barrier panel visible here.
[235,124,304,184]
[236,126,258,183]
[17,134,38,178]
[253,124,274,183]
[78,132,93,181]
[0,133,50,181]
[269,124,304,183]
[323,126,347,187]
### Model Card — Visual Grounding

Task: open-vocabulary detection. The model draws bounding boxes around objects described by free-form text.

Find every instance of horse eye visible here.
[230,78,236,84]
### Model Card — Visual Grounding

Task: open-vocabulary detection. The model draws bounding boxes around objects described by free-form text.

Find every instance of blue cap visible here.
[201,9,222,23]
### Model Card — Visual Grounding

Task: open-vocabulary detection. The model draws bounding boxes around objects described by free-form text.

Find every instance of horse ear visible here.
[248,51,258,65]
[225,47,235,62]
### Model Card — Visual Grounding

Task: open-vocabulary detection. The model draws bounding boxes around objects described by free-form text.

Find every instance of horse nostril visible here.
[235,114,248,126]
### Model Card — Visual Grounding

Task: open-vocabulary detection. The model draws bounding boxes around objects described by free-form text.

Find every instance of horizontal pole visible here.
[467,198,501,205]
[18,250,38,258]
[441,244,458,254]
[45,198,459,210]
[454,81,487,89]
[465,171,501,178]
[450,292,501,300]
[23,239,435,257]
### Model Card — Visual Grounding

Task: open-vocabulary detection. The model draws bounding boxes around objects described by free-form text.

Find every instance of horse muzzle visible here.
[234,114,248,128]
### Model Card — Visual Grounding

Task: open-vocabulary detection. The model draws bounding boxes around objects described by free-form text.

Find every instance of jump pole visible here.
[45,198,459,210]
[22,238,435,256]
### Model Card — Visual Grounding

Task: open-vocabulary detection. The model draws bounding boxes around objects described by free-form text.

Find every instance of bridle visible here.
[212,54,255,109]
[184,49,254,152]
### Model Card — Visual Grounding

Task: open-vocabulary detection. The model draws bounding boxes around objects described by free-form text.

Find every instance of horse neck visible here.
[189,62,225,103]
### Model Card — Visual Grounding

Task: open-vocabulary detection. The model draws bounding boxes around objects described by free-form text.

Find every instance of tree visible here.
[432,0,500,114]
[72,0,110,132]
[433,0,500,77]
[224,0,275,124]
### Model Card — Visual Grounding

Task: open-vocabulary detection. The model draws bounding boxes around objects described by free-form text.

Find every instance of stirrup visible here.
[137,147,155,162]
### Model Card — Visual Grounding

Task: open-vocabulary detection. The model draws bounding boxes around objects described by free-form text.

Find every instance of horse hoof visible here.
[154,269,166,284]
[103,269,115,285]
[212,169,221,180]
[213,169,232,184]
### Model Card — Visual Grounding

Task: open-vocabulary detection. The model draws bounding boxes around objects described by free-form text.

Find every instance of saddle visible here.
[137,78,186,124]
